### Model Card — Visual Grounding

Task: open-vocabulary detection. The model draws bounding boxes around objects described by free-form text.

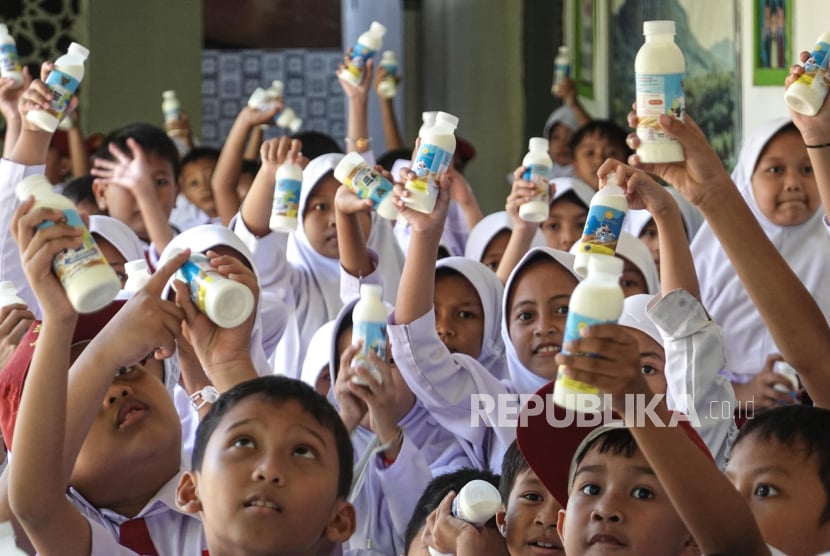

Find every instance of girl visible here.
[539,176,594,252]
[463,211,545,271]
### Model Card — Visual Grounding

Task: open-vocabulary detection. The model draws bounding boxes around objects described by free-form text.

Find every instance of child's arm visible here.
[243,124,264,161]
[0,70,29,159]
[334,179,376,281]
[212,103,282,226]
[559,325,770,555]
[425,492,497,556]
[630,112,830,408]
[553,77,591,128]
[65,110,90,179]
[447,165,483,233]
[372,65,404,150]
[339,58,374,160]
[495,168,544,284]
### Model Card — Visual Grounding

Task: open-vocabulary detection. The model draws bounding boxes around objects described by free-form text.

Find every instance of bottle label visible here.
[381,62,397,77]
[635,72,685,143]
[38,209,107,286]
[352,320,387,370]
[578,204,625,256]
[795,41,830,91]
[43,68,81,120]
[345,166,393,208]
[554,61,570,84]
[345,43,375,80]
[522,164,552,202]
[408,142,452,197]
[272,176,301,220]
[0,44,21,73]
[163,106,180,122]
[176,257,216,314]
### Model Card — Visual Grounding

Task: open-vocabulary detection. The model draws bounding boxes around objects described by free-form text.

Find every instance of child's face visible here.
[507,259,578,380]
[726,434,830,555]
[408,522,509,556]
[95,152,177,242]
[95,236,128,288]
[481,229,511,271]
[541,199,587,252]
[751,130,819,227]
[496,467,564,555]
[624,327,666,396]
[637,220,660,273]
[558,445,693,555]
[573,133,628,190]
[180,158,217,217]
[434,272,485,359]
[619,257,648,298]
[180,396,354,555]
[548,123,573,167]
[304,175,371,260]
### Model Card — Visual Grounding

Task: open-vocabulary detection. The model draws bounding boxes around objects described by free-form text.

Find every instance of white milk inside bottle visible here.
[161,90,181,123]
[0,281,25,308]
[553,254,624,412]
[427,479,502,556]
[419,111,437,137]
[551,45,570,95]
[15,175,119,313]
[334,152,398,220]
[123,259,151,293]
[0,24,23,85]
[519,137,553,223]
[404,111,458,214]
[784,31,830,116]
[377,50,398,99]
[635,20,685,163]
[351,284,387,385]
[270,161,303,232]
[339,21,386,87]
[27,42,89,133]
[573,172,628,277]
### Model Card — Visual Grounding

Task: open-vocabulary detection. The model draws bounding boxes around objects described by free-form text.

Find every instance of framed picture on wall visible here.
[574,0,596,99]
[753,0,792,85]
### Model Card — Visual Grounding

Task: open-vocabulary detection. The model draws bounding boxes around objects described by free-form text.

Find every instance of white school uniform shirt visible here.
[169,194,222,232]
[691,117,830,381]
[463,211,546,264]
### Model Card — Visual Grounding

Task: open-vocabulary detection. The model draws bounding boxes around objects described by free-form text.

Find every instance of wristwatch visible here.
[190,385,220,410]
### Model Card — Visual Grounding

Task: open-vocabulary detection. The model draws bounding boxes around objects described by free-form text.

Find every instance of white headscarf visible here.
[501,247,581,394]
[618,293,663,348]
[616,232,660,295]
[435,257,507,380]
[464,211,546,263]
[88,215,144,262]
[622,186,705,243]
[543,105,580,139]
[551,176,595,207]
[691,117,830,379]
[301,320,336,388]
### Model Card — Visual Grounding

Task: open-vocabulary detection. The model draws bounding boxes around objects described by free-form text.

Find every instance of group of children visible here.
[0,41,828,556]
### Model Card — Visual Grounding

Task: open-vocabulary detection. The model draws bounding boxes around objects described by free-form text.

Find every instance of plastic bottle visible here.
[551,45,570,95]
[350,284,387,385]
[404,111,459,214]
[519,137,553,223]
[553,254,624,412]
[334,152,398,220]
[784,31,830,116]
[339,21,386,88]
[427,480,502,556]
[161,90,181,123]
[0,24,23,85]
[376,50,398,99]
[419,111,437,137]
[635,20,685,163]
[168,249,254,328]
[262,80,303,132]
[123,259,151,293]
[772,361,800,395]
[26,42,89,133]
[15,175,120,313]
[0,281,25,308]
[573,172,628,277]
[270,160,304,232]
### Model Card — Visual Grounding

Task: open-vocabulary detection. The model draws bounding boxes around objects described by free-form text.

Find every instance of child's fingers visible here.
[339,341,362,379]
[125,137,146,161]
[107,141,131,165]
[145,249,191,296]
[172,279,199,323]
[287,138,303,163]
[436,490,456,517]
[0,305,34,338]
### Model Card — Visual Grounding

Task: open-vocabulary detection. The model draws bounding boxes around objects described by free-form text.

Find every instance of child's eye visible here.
[544,222,561,231]
[631,487,654,500]
[641,365,657,376]
[515,311,535,322]
[313,203,328,211]
[115,366,136,377]
[232,436,255,449]
[521,492,543,502]
[753,483,779,497]
[580,483,600,496]
[766,166,783,174]
[457,310,477,319]
[485,261,498,271]
[293,445,317,459]
[155,177,172,187]
[803,165,814,175]
[554,305,569,315]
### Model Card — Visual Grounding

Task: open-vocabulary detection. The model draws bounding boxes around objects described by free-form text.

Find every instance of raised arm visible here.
[373,65,404,150]
[0,69,29,159]
[339,57,373,156]
[495,167,543,284]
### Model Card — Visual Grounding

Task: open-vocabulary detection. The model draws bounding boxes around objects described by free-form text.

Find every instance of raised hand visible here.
[596,159,676,216]
[90,138,156,198]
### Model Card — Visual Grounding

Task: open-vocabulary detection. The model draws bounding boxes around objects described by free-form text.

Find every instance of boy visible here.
[171,146,221,231]
[177,375,357,555]
[569,120,630,190]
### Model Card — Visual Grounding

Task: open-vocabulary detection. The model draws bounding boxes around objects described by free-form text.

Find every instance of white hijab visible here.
[691,117,830,379]
[616,232,660,295]
[463,211,546,263]
[618,294,663,348]
[551,176,595,207]
[88,215,144,262]
[622,186,705,243]
[435,257,507,380]
[300,320,336,388]
[501,247,581,394]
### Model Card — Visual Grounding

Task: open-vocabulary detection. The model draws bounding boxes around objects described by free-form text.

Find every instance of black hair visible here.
[551,189,590,211]
[404,468,501,552]
[575,428,639,471]
[376,147,413,173]
[192,376,354,499]
[290,130,343,160]
[240,158,261,177]
[499,439,529,503]
[733,405,830,524]
[96,122,181,180]
[180,146,221,169]
[61,174,96,207]
[569,119,631,158]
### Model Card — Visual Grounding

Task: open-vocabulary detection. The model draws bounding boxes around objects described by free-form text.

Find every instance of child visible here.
[88,214,145,287]
[542,105,581,178]
[300,320,336,396]
[569,119,631,190]
[463,211,545,271]
[610,231,660,297]
[540,176,594,252]
[177,375,357,555]
[170,146,221,231]
[62,175,105,216]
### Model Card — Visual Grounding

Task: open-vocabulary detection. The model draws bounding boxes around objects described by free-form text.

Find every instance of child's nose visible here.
[435,315,455,340]
[591,497,623,523]
[534,312,559,336]
[533,500,559,527]
[253,455,284,484]
[103,383,134,407]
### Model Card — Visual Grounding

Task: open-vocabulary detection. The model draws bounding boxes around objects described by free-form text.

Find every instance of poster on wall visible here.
[753,0,792,86]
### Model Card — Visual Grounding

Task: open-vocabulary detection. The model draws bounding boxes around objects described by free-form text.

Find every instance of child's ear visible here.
[495,503,507,538]
[92,180,108,211]
[176,471,203,514]
[556,509,567,545]
[324,499,357,543]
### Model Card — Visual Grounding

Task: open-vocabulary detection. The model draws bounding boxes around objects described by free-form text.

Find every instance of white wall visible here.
[741,0,830,139]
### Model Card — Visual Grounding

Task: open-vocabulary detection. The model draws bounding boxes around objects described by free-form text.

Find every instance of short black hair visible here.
[96,122,181,180]
[192,376,353,499]
[180,146,220,170]
[404,468,501,552]
[62,174,96,206]
[376,147,412,173]
[569,120,631,158]
[290,130,343,160]
[733,405,830,524]
[240,158,261,177]
[577,428,639,467]
[499,440,529,503]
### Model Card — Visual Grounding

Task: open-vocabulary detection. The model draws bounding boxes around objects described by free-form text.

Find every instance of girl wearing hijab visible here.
[464,211,545,271]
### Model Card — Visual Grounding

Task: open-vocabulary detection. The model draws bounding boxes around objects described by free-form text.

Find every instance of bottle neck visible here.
[645,34,674,43]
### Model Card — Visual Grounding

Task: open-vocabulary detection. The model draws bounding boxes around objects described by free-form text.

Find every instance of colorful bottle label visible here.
[636,72,685,143]
[38,209,107,286]
[345,44,376,80]
[177,257,216,314]
[522,164,553,201]
[0,44,21,73]
[163,106,180,122]
[554,61,570,83]
[408,142,451,196]
[578,204,625,256]
[43,68,80,119]
[556,311,611,398]
[353,320,387,370]
[272,176,301,220]
[345,166,393,208]
[795,41,830,91]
